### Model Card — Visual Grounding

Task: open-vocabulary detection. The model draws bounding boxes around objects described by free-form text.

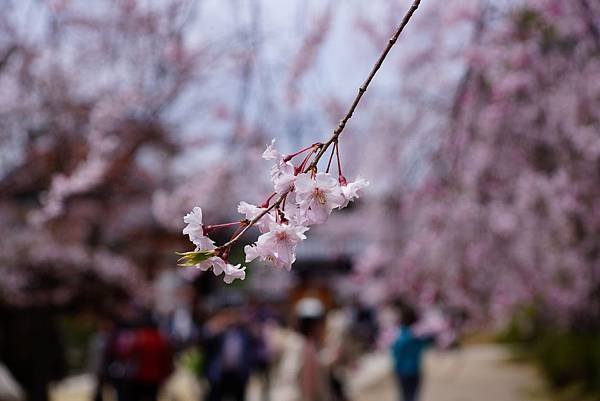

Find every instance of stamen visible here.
[314,188,327,204]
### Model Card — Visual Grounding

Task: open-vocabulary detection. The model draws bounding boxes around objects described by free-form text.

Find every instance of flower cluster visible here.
[179,139,368,283]
[180,207,247,284]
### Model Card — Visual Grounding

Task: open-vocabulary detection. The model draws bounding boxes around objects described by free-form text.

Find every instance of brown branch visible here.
[0,45,17,73]
[218,0,422,250]
[307,0,422,171]
[219,196,283,249]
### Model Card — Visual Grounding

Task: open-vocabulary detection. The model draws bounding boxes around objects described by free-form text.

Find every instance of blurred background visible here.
[1,0,599,400]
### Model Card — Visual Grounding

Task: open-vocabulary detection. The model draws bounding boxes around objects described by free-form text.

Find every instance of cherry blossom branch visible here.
[218,196,284,249]
[306,0,422,171]
[216,0,422,251]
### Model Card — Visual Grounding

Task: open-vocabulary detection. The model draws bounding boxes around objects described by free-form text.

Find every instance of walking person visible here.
[100,304,173,401]
[130,312,174,401]
[391,304,432,401]
[295,297,332,401]
[101,303,141,401]
[200,297,259,401]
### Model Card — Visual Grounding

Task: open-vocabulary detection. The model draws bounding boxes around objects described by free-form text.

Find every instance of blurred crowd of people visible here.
[1,279,458,401]
[91,291,370,401]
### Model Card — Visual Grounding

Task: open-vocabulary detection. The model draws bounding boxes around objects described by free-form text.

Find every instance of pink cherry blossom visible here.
[183,207,215,250]
[194,256,245,284]
[262,139,297,195]
[245,222,309,270]
[270,160,296,195]
[262,138,280,161]
[339,176,370,208]
[282,192,305,225]
[295,172,345,224]
[195,256,226,275]
[223,263,246,284]
[237,201,274,233]
[183,207,203,233]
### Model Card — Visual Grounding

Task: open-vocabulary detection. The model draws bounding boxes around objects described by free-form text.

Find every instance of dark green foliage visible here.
[497,309,600,398]
[533,332,600,395]
[60,315,96,373]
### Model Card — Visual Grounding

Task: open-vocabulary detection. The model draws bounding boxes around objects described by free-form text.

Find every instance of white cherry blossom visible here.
[195,256,226,275]
[245,222,309,270]
[340,176,369,208]
[294,172,345,225]
[183,207,215,249]
[270,160,296,195]
[263,138,297,195]
[223,263,246,283]
[282,192,306,225]
[194,257,245,283]
[262,138,280,160]
[237,201,274,233]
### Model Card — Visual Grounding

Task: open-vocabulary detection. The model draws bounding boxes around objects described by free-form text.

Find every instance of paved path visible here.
[50,344,548,401]
[347,344,547,401]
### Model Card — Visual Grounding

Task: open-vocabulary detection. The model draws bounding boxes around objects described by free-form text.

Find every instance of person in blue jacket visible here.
[391,304,432,401]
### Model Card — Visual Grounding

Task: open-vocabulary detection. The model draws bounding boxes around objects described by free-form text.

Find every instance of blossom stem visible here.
[281,193,288,216]
[216,0,421,251]
[229,224,247,241]
[204,221,245,234]
[296,146,318,174]
[325,143,336,173]
[306,0,422,172]
[261,192,277,208]
[335,140,343,176]
[218,196,285,250]
[221,247,230,261]
[283,143,321,162]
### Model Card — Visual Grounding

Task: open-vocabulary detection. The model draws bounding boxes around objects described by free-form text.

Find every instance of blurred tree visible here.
[355,0,600,331]
[0,0,241,308]
[3,0,598,337]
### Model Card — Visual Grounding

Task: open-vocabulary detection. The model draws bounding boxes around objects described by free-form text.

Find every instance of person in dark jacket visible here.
[99,305,172,401]
[200,299,259,401]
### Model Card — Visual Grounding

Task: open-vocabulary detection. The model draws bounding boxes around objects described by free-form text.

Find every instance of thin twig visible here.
[335,140,342,176]
[219,196,283,249]
[218,0,422,250]
[325,143,336,173]
[307,0,422,171]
